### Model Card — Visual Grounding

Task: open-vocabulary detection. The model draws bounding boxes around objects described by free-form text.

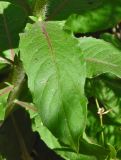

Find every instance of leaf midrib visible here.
[39,22,77,149]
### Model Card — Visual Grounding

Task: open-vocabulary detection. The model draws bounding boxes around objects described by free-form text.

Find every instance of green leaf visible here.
[46,0,121,33]
[0,87,11,122]
[0,0,31,13]
[106,143,117,159]
[31,114,107,160]
[30,0,47,18]
[20,21,87,151]
[85,74,121,148]
[79,37,121,78]
[0,62,12,121]
[86,74,121,123]
[79,138,109,160]
[0,89,9,121]
[46,0,102,20]
[0,1,27,51]
[0,155,6,160]
[100,33,121,50]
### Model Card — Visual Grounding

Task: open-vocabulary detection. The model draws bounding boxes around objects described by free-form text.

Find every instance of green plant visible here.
[1,0,121,159]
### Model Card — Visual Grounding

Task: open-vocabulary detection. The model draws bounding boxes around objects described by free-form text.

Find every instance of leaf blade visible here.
[20,21,87,151]
[79,37,121,78]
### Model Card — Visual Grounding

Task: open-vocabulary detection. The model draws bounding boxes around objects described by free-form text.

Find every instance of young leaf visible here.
[20,21,87,151]
[31,0,47,18]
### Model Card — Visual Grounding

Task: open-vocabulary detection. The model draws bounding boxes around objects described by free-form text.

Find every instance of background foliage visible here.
[0,0,121,159]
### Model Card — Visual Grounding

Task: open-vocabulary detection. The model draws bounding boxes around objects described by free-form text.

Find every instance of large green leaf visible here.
[0,1,27,51]
[46,0,121,33]
[20,21,87,151]
[79,37,121,78]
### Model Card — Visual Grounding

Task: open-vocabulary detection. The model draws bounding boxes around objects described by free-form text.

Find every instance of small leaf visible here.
[31,0,47,18]
[0,86,12,121]
[79,138,109,160]
[106,143,117,159]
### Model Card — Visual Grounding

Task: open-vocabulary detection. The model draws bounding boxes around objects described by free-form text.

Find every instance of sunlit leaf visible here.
[20,21,87,151]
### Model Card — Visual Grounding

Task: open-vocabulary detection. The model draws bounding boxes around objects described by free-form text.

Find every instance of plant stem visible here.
[95,98,104,145]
